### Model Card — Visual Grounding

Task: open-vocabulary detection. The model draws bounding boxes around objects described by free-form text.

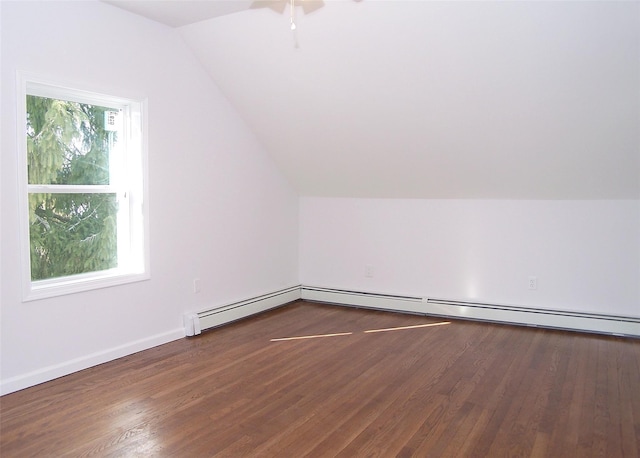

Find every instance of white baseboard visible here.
[301,286,640,338]
[185,285,302,335]
[0,328,185,396]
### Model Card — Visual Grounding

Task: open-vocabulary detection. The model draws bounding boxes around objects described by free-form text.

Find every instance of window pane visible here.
[29,193,118,280]
[26,95,119,186]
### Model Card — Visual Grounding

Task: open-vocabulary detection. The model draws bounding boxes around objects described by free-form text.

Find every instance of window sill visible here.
[24,269,151,302]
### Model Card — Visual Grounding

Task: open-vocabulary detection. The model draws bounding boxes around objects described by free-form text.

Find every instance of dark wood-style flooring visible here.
[1,300,639,457]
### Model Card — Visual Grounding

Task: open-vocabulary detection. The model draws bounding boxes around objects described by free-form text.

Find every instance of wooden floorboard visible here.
[1,300,639,457]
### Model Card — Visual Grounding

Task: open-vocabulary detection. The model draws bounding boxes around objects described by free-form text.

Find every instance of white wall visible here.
[0,1,298,394]
[300,198,640,318]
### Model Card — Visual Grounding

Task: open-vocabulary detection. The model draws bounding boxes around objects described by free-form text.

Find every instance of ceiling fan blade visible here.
[250,0,287,14]
[301,0,325,14]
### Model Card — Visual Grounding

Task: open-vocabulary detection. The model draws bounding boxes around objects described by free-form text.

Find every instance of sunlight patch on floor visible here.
[364,321,451,334]
[270,332,353,342]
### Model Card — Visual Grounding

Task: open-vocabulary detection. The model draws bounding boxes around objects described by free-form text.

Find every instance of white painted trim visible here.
[17,71,150,303]
[301,286,640,338]
[0,328,185,396]
[301,286,424,314]
[188,285,302,334]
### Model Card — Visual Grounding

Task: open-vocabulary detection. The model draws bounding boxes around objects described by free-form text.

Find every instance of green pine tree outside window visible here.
[27,95,119,280]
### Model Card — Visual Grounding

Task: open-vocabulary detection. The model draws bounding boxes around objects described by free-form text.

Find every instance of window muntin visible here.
[19,77,149,300]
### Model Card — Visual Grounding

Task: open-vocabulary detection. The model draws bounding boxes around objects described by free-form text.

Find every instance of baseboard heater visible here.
[183,285,301,336]
[301,286,640,338]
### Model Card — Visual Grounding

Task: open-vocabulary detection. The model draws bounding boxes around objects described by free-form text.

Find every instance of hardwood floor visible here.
[1,300,639,457]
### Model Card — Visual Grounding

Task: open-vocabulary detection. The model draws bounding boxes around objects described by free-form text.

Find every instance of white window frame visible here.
[17,73,150,301]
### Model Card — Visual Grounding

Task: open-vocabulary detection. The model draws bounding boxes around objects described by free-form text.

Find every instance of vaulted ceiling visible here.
[104,0,639,199]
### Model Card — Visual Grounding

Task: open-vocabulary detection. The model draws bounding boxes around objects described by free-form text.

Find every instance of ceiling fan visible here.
[250,0,325,16]
[251,0,362,33]
[251,0,325,30]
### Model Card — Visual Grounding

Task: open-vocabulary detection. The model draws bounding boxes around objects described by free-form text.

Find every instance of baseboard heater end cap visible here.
[183,312,201,337]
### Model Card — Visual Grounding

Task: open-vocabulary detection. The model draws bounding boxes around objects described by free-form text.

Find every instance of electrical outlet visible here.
[365,265,374,278]
[193,278,201,294]
[528,276,537,290]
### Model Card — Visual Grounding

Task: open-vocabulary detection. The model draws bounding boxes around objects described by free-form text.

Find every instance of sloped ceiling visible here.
[106,1,640,199]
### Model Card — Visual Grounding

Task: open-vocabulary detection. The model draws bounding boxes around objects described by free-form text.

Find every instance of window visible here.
[18,75,149,301]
